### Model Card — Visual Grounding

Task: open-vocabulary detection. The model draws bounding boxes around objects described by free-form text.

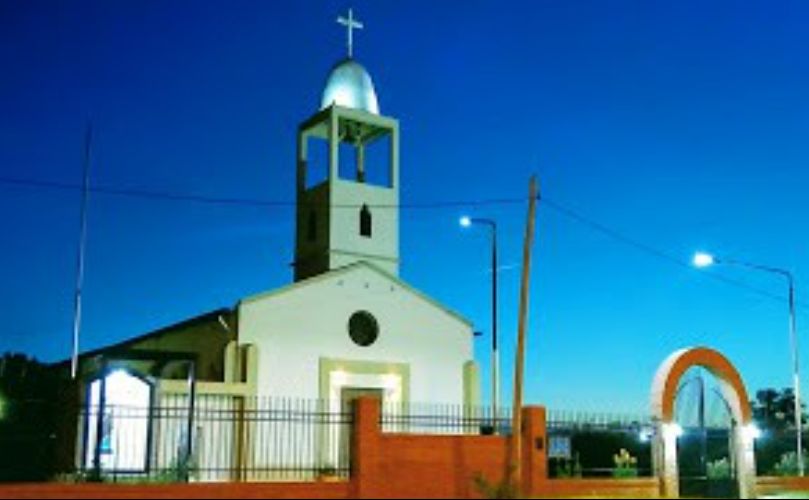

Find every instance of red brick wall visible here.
[376,434,509,498]
[351,398,546,499]
[0,482,350,500]
[0,478,665,500]
[536,478,661,498]
[756,476,809,496]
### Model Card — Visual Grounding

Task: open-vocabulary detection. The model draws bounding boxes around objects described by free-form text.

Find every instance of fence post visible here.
[352,397,381,498]
[521,406,548,496]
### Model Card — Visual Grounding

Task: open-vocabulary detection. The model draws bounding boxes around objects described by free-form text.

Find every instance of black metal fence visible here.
[380,402,513,435]
[77,395,353,483]
[546,409,654,478]
[28,394,797,485]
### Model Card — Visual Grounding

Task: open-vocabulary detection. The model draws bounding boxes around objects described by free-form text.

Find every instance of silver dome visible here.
[320,58,380,115]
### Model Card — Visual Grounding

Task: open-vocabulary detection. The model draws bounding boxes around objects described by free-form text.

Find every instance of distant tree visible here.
[0,352,66,482]
[751,387,806,431]
[751,387,809,475]
[0,352,58,400]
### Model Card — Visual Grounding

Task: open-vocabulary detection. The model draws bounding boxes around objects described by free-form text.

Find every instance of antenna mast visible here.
[70,122,92,380]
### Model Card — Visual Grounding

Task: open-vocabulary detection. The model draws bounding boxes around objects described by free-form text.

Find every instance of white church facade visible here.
[241,261,476,408]
[68,11,480,480]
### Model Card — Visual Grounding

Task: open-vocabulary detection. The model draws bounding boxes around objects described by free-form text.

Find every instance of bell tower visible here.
[294,10,400,281]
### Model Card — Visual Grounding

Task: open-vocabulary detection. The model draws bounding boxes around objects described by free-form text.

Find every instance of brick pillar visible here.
[520,406,548,496]
[352,397,382,499]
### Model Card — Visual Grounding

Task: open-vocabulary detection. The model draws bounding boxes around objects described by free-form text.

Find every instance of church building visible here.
[65,11,480,478]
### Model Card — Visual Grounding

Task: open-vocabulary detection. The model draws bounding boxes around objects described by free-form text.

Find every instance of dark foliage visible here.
[750,387,808,475]
[548,430,652,478]
[0,352,76,482]
[752,387,805,432]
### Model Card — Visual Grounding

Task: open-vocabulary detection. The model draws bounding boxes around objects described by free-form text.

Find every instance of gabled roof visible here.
[240,261,473,327]
[50,308,234,368]
[52,263,472,371]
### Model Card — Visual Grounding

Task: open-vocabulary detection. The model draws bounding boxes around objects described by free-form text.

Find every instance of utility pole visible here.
[509,175,539,490]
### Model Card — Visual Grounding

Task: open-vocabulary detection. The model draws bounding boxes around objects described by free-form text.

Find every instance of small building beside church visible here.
[64,13,480,480]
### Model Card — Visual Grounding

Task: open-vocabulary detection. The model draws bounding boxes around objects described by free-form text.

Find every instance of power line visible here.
[541,197,809,311]
[0,176,525,210]
[2,174,805,310]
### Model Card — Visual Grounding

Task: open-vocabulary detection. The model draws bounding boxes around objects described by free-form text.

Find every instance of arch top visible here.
[651,346,752,425]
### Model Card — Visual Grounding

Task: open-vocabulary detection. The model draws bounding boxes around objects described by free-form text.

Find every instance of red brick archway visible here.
[650,347,757,499]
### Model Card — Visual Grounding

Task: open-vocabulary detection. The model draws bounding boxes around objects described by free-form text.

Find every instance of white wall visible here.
[329,180,399,276]
[238,264,474,406]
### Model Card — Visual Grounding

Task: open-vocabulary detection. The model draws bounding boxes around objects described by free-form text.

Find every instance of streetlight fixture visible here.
[743,423,763,441]
[460,215,499,429]
[692,251,803,475]
[693,252,716,268]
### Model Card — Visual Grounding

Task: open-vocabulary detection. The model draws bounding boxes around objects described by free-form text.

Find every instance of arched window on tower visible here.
[360,205,372,238]
[307,211,317,242]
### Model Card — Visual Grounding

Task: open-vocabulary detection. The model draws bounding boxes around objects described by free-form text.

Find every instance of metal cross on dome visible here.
[337,8,364,58]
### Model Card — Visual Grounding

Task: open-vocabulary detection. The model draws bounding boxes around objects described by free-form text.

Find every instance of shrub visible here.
[774,451,809,476]
[612,448,638,478]
[707,457,732,479]
[555,453,583,478]
[473,466,521,499]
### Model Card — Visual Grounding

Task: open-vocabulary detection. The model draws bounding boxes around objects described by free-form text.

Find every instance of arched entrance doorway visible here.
[651,347,757,499]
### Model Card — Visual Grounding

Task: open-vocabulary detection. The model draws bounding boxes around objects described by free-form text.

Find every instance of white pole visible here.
[788,276,804,475]
[70,123,92,380]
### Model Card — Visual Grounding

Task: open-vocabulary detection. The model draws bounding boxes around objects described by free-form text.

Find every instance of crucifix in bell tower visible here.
[336,8,369,181]
[337,8,364,59]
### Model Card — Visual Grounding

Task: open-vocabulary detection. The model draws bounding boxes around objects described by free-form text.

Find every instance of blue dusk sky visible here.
[1,0,807,413]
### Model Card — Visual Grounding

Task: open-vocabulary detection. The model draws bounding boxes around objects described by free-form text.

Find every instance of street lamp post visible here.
[693,251,803,475]
[461,216,499,429]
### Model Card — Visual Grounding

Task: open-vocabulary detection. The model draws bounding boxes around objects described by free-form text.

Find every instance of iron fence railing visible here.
[380,402,513,435]
[77,395,353,482]
[547,409,654,478]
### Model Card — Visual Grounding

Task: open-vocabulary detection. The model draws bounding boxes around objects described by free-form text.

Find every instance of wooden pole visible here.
[509,175,539,490]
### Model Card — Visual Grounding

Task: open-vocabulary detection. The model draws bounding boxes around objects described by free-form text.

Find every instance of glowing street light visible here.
[743,423,763,441]
[638,427,654,443]
[693,252,716,268]
[460,215,500,429]
[692,250,803,475]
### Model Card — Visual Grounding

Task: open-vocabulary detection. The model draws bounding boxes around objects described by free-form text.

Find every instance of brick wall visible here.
[756,475,809,496]
[0,482,350,500]
[537,478,661,498]
[351,397,546,499]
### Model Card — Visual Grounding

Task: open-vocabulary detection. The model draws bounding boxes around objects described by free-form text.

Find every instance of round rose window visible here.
[348,311,379,347]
